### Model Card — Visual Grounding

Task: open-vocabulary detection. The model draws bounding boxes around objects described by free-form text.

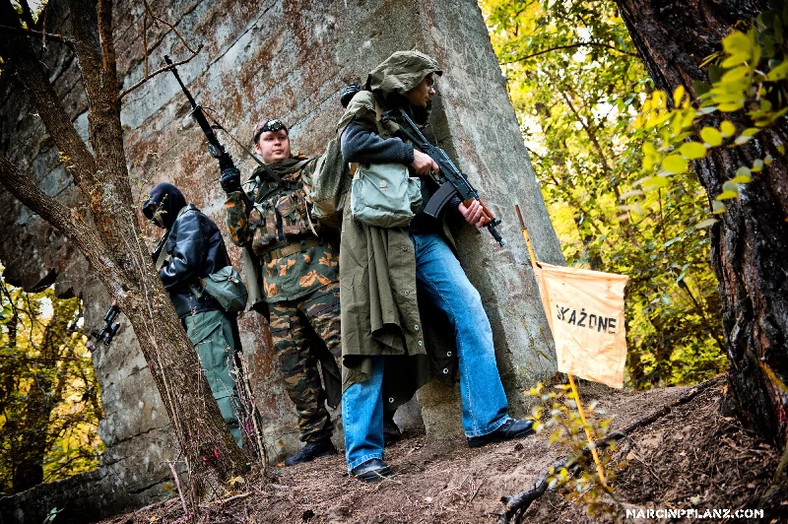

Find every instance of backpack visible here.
[301,134,354,229]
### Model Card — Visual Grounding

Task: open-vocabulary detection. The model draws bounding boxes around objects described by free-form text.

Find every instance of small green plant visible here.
[623,5,788,227]
[529,382,623,518]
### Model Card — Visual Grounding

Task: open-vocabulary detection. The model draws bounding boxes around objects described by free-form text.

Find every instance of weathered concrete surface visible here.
[0,0,561,521]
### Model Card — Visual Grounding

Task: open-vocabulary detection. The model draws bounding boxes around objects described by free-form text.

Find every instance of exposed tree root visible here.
[497,376,724,524]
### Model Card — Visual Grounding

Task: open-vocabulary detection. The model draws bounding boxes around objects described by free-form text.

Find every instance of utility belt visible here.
[262,237,322,263]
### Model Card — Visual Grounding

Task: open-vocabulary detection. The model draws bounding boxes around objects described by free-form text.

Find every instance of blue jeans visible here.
[343,232,510,470]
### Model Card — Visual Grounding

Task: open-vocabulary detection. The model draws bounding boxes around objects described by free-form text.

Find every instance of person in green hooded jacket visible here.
[337,50,535,482]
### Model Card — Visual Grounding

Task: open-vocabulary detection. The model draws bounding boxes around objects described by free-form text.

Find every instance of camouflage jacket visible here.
[225,158,339,303]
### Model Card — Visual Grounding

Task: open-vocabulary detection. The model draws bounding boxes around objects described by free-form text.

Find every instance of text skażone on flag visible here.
[534,263,628,388]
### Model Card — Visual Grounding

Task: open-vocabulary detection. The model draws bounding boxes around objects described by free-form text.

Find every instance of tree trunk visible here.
[0,0,247,498]
[615,0,788,448]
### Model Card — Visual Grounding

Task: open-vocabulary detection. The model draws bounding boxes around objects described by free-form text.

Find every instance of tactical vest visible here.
[246,167,318,257]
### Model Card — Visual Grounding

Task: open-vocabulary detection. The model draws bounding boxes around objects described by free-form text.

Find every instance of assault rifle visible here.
[163,56,270,196]
[164,55,236,172]
[386,108,506,246]
[88,301,121,349]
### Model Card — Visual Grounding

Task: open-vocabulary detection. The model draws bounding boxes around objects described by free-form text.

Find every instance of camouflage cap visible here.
[252,118,288,144]
[366,50,443,96]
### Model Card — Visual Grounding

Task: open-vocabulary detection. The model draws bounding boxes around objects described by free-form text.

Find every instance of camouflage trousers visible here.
[183,309,243,447]
[270,281,342,443]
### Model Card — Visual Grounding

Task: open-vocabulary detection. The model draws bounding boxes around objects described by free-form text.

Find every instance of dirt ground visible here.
[100,379,787,523]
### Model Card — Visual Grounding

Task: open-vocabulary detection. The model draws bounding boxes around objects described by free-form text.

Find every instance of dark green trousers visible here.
[183,309,243,447]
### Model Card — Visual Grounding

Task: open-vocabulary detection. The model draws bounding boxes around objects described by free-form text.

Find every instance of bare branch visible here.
[98,0,118,86]
[142,4,150,78]
[122,0,202,101]
[118,46,202,100]
[500,42,640,64]
[0,4,97,190]
[0,26,75,49]
[142,0,198,55]
[0,154,121,292]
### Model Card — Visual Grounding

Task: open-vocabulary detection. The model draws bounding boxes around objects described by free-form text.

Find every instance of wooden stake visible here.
[514,204,608,489]
[567,373,608,487]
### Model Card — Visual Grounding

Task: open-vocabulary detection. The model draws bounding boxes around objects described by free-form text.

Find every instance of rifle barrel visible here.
[164,55,197,108]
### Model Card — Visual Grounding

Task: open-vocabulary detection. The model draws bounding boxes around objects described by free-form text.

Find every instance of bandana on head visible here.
[252,118,288,144]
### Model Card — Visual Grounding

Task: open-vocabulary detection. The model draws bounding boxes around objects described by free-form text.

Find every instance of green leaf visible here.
[762,34,776,58]
[734,134,755,145]
[662,154,688,173]
[693,80,711,97]
[721,31,753,62]
[719,102,744,112]
[766,60,788,81]
[679,142,708,159]
[700,127,723,147]
[712,201,727,214]
[709,64,723,83]
[721,65,750,83]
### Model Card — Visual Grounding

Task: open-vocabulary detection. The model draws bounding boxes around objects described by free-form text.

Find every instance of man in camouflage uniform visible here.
[219,119,346,466]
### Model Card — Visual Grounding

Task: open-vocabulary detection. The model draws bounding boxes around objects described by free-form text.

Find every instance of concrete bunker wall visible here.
[0,0,562,521]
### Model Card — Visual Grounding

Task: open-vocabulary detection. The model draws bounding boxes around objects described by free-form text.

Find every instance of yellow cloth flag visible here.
[533,263,628,388]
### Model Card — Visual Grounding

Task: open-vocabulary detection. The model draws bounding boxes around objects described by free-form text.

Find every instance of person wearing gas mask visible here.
[142,182,244,447]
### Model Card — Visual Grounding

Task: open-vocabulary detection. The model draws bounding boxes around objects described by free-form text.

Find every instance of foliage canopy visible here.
[480,0,727,388]
[0,268,103,494]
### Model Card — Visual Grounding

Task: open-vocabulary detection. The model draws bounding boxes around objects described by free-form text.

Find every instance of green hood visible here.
[365,50,442,96]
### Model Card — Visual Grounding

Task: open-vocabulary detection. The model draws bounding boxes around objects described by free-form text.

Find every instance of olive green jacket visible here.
[339,52,459,404]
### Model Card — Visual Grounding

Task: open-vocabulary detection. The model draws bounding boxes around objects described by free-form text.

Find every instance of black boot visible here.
[466,418,535,448]
[383,412,402,447]
[284,437,336,466]
[351,458,392,482]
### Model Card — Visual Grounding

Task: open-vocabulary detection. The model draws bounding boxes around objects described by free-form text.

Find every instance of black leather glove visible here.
[340,82,361,108]
[220,167,241,194]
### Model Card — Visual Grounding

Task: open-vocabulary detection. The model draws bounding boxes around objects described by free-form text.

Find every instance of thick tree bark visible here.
[615,0,788,448]
[0,0,247,497]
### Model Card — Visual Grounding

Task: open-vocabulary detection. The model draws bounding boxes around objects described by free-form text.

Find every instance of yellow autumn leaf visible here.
[679,142,707,159]
[720,121,736,137]
[642,175,669,191]
[700,127,723,147]
[662,154,688,174]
